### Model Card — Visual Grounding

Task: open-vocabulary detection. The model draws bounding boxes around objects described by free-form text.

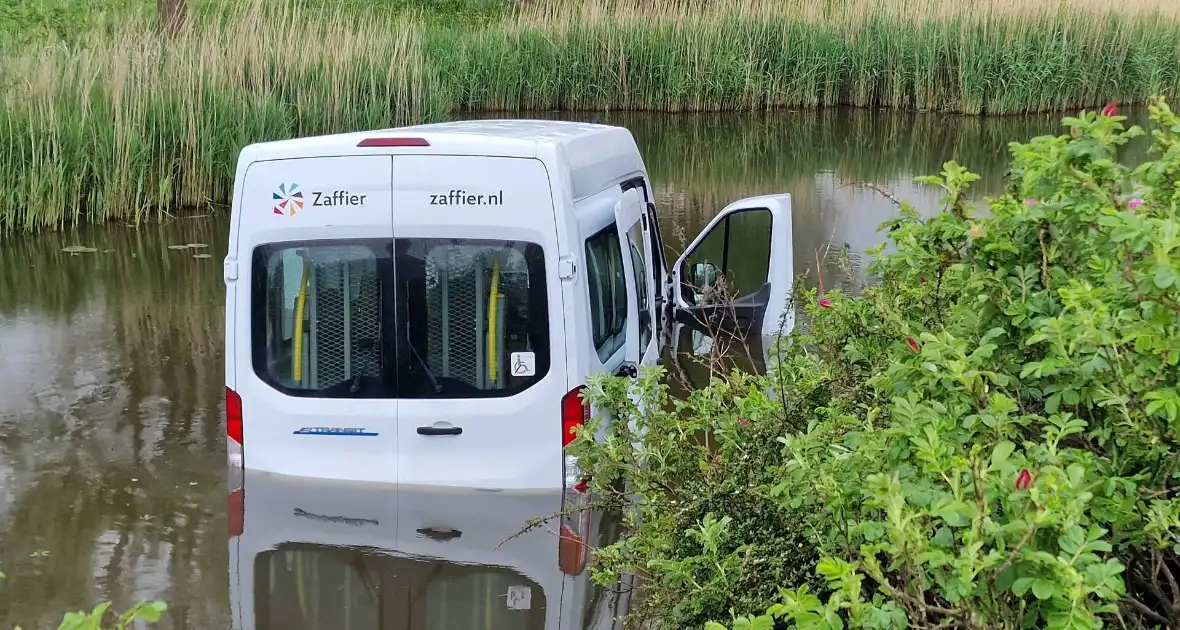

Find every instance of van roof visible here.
[238,120,646,200]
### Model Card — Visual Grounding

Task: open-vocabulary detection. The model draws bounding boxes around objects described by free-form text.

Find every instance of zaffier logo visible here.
[273,182,367,215]
[273,183,304,215]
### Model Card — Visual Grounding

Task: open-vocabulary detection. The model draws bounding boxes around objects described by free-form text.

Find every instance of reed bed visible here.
[1,0,1177,232]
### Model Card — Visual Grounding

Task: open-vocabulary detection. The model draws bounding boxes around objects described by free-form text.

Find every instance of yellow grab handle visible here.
[487,257,502,382]
[292,259,311,383]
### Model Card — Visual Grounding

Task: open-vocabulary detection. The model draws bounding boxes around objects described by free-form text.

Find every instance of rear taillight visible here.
[562,385,590,489]
[228,487,244,538]
[560,385,592,574]
[226,387,243,469]
[561,385,589,447]
[558,521,589,575]
[228,449,244,538]
[356,137,430,148]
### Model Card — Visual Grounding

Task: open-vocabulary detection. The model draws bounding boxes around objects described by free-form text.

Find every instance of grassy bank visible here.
[1,0,1178,232]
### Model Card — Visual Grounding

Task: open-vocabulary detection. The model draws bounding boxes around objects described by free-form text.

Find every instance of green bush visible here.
[572,367,825,629]
[0,567,165,630]
[575,97,1180,630]
[55,600,166,630]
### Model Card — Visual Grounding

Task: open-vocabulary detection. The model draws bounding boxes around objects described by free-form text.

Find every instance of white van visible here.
[229,470,632,630]
[223,119,794,491]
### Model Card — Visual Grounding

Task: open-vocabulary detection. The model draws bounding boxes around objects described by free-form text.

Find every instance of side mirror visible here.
[683,261,721,305]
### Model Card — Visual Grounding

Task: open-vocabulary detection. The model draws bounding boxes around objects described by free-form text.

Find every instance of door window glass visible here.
[397,238,549,399]
[679,208,773,305]
[645,203,665,286]
[626,221,652,351]
[585,225,627,362]
[252,240,393,398]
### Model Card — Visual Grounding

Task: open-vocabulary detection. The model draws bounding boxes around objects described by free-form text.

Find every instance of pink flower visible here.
[1129,199,1144,209]
[1101,100,1119,117]
[1024,198,1035,207]
[739,418,750,426]
[906,337,920,353]
[819,298,832,308]
[1015,468,1032,490]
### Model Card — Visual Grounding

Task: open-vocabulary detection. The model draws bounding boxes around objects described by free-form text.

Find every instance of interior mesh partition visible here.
[309,250,381,389]
[424,247,482,388]
[423,246,531,391]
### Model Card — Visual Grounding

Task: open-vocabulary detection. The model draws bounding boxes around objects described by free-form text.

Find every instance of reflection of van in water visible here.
[229,470,633,630]
[222,119,794,490]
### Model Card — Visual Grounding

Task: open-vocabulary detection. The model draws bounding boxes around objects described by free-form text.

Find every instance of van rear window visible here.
[254,544,548,629]
[251,238,549,399]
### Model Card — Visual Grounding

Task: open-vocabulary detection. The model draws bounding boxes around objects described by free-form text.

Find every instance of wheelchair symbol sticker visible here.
[510,352,536,377]
[505,585,532,610]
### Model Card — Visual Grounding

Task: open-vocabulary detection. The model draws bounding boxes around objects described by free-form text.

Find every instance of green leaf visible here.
[1032,578,1058,600]
[995,564,1019,590]
[1153,263,1176,289]
[932,526,954,548]
[934,500,975,527]
[991,441,1016,469]
[1045,393,1062,414]
[134,601,167,623]
[860,521,885,542]
[733,615,776,630]
[1012,576,1036,596]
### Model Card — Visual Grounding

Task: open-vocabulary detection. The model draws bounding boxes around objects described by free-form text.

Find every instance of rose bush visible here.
[573,97,1180,630]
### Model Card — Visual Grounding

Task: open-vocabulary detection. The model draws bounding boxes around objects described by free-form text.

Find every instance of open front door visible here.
[672,194,794,341]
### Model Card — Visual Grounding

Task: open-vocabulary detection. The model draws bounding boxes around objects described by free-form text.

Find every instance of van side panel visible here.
[233,155,399,483]
[537,144,580,400]
[391,155,567,490]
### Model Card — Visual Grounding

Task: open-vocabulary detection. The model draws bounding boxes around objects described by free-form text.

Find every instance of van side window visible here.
[585,225,627,362]
[251,240,393,398]
[645,203,664,284]
[625,221,652,351]
[396,238,549,399]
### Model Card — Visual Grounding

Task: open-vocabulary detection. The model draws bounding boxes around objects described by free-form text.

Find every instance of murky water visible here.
[0,108,1150,628]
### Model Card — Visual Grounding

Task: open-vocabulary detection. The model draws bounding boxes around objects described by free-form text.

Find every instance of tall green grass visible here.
[1,0,1177,232]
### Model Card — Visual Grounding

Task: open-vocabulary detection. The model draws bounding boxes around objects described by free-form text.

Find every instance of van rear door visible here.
[232,155,399,483]
[390,155,566,490]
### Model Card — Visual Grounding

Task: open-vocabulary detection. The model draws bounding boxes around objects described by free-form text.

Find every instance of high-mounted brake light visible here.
[356,137,430,148]
[561,385,589,448]
[226,387,243,468]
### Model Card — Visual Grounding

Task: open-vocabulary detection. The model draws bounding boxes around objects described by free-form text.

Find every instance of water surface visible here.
[0,108,1146,628]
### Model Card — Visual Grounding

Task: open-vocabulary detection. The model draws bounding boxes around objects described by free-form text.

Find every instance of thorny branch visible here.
[991,517,1040,584]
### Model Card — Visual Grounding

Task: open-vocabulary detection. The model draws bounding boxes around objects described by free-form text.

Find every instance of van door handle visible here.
[417,527,462,542]
[615,362,638,378]
[417,426,463,436]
